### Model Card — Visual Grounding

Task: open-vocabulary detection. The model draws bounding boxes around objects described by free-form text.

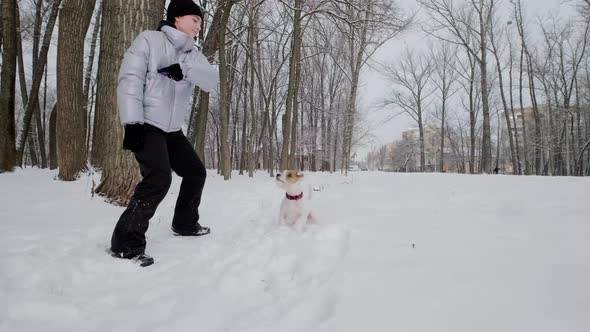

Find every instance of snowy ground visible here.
[1,168,589,332]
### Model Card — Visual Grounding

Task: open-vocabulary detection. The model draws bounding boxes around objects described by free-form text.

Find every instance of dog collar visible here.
[286,192,303,201]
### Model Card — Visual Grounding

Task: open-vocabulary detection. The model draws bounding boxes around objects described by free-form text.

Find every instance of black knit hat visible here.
[166,0,203,24]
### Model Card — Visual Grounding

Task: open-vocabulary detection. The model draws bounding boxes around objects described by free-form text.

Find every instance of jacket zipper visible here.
[168,74,177,131]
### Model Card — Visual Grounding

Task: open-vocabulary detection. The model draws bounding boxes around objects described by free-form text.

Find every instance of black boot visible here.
[109,250,155,267]
[167,131,209,237]
[131,253,155,267]
[172,225,211,236]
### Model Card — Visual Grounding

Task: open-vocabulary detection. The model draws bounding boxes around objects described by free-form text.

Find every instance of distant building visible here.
[498,105,548,173]
[400,124,456,172]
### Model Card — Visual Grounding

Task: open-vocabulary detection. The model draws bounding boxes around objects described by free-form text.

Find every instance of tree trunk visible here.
[320,105,327,171]
[542,81,554,175]
[239,59,248,176]
[42,62,50,169]
[32,0,43,62]
[56,0,96,180]
[34,101,47,167]
[584,65,590,175]
[418,115,425,172]
[281,0,302,171]
[525,52,542,175]
[0,0,3,49]
[49,104,58,170]
[93,0,164,205]
[440,103,446,172]
[342,1,370,174]
[247,0,257,177]
[508,50,521,175]
[218,2,234,180]
[84,1,102,154]
[479,12,492,174]
[191,0,238,162]
[300,102,305,170]
[468,55,476,174]
[518,45,529,175]
[332,97,341,172]
[574,77,583,175]
[268,93,277,176]
[0,0,17,172]
[289,58,301,170]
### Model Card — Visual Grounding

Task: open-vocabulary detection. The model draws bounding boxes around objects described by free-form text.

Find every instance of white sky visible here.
[357,0,577,157]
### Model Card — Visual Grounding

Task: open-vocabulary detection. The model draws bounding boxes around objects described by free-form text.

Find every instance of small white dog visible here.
[275,170,317,230]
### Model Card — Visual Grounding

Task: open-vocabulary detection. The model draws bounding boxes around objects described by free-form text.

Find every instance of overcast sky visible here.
[356,0,578,158]
[29,0,578,161]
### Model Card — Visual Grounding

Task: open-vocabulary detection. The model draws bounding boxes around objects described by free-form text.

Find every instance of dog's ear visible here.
[296,171,304,178]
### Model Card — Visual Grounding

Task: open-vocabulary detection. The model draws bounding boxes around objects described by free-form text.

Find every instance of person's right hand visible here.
[157,63,184,81]
[122,123,145,152]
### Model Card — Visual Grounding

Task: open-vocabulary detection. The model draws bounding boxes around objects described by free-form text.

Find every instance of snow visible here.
[1,169,589,332]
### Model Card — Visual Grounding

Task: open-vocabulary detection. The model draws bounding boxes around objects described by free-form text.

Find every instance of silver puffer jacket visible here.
[117,25,218,132]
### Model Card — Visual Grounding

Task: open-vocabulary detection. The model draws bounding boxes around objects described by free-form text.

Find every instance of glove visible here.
[122,123,145,152]
[157,63,184,81]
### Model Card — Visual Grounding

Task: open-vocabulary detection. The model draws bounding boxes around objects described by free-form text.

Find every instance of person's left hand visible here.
[122,123,145,152]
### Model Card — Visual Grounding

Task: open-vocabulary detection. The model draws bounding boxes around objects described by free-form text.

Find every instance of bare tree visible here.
[489,11,518,174]
[419,0,495,173]
[512,0,544,174]
[540,12,590,175]
[431,42,458,172]
[383,48,433,172]
[15,0,40,167]
[314,23,348,172]
[190,0,239,165]
[454,49,480,173]
[219,0,238,180]
[20,0,49,169]
[250,3,291,175]
[337,0,411,173]
[15,0,61,166]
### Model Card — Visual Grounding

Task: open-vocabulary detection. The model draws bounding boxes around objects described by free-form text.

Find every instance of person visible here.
[109,0,219,267]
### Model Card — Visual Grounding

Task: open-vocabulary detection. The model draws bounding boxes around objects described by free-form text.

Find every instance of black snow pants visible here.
[110,124,206,257]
